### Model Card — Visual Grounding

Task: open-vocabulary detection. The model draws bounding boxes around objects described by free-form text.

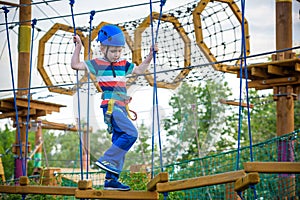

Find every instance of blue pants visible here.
[99,105,138,180]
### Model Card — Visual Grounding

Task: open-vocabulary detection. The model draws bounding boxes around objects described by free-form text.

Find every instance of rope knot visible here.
[2,6,9,14]
[90,10,96,21]
[69,0,75,6]
[31,18,37,28]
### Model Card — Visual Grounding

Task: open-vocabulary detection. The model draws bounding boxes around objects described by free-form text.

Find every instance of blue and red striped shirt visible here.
[84,58,134,104]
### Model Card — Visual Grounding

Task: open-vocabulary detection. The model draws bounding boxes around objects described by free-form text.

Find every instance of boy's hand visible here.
[151,43,159,53]
[73,35,82,47]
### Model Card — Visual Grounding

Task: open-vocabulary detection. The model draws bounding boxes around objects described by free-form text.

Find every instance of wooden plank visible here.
[244,162,300,173]
[268,64,285,75]
[234,172,260,192]
[248,77,298,88]
[0,185,76,196]
[0,98,65,112]
[75,189,159,199]
[40,120,78,131]
[219,99,254,109]
[251,67,269,78]
[0,109,36,119]
[147,172,169,191]
[156,170,246,193]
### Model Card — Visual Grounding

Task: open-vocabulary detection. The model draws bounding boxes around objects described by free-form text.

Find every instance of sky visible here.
[0,0,300,131]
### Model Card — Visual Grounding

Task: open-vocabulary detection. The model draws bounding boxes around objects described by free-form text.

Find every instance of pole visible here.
[14,0,31,179]
[274,0,295,198]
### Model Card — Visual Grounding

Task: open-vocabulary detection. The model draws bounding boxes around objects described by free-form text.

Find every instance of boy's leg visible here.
[96,108,138,173]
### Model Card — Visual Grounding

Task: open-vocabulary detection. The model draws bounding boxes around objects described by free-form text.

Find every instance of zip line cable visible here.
[0,1,161,26]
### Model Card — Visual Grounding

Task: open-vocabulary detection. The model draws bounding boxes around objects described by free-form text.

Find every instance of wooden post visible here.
[0,157,5,183]
[274,0,295,198]
[14,0,32,179]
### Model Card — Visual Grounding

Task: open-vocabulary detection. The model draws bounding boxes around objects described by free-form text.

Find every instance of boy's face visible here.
[101,45,123,62]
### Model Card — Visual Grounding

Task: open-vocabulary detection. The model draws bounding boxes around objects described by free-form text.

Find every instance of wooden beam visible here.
[156,170,246,193]
[147,172,169,191]
[268,64,285,75]
[0,185,76,196]
[251,67,269,78]
[75,189,159,199]
[78,179,93,190]
[40,120,77,131]
[234,172,260,192]
[0,109,36,119]
[219,99,254,108]
[248,77,298,88]
[244,162,300,173]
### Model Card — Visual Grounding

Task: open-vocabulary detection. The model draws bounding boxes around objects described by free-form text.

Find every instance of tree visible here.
[0,124,36,180]
[162,80,235,163]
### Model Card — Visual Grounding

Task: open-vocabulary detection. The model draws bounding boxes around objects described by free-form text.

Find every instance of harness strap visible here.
[106,98,137,121]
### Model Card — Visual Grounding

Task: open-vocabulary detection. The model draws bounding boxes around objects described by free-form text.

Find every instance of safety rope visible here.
[236,0,257,199]
[69,0,84,181]
[24,18,37,176]
[85,9,95,180]
[1,6,24,176]
[149,1,169,199]
[149,0,165,179]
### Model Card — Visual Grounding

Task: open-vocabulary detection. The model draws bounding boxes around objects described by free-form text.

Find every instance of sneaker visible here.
[95,160,119,174]
[104,179,130,191]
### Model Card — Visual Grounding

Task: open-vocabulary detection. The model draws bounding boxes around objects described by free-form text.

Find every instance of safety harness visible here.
[103,92,137,133]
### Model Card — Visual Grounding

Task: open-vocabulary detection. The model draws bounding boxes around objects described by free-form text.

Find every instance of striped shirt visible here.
[84,58,134,103]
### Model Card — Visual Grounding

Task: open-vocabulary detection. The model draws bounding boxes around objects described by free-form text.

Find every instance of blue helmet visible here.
[97,24,125,46]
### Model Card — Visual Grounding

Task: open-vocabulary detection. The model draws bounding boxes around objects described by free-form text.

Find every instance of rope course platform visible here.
[227,57,300,90]
[0,97,65,120]
[244,162,300,173]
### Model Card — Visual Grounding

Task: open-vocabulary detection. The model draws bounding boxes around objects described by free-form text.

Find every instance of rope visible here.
[0,45,299,95]
[24,18,37,176]
[69,0,84,181]
[149,0,164,178]
[84,9,95,180]
[1,6,24,176]
[236,0,257,198]
[0,1,161,26]
[149,1,169,199]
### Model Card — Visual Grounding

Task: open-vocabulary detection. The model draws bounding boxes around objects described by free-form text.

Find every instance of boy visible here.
[71,24,158,191]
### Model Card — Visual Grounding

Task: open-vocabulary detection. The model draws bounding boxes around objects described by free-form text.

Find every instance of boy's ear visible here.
[100,45,107,53]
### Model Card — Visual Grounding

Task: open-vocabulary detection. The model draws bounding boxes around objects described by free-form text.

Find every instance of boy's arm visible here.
[71,35,86,70]
[132,44,158,75]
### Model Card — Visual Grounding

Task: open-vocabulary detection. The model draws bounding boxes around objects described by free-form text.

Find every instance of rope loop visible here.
[2,6,9,14]
[31,18,37,27]
[160,0,167,7]
[90,10,95,22]
[69,0,75,6]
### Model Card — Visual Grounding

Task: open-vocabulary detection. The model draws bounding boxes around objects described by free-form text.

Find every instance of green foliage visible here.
[0,124,35,180]
[120,171,149,190]
[163,80,234,162]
